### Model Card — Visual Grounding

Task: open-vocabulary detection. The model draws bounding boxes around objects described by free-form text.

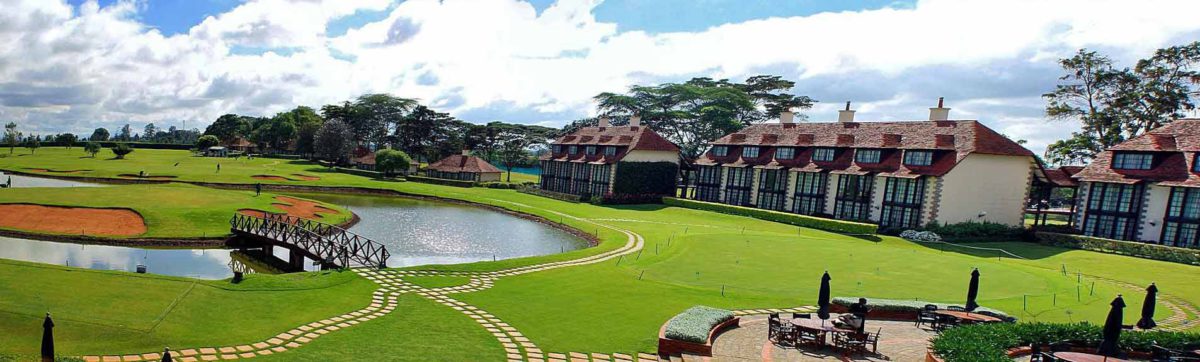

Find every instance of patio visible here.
[709,313,936,361]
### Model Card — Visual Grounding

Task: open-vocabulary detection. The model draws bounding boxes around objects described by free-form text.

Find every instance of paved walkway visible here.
[709,315,936,361]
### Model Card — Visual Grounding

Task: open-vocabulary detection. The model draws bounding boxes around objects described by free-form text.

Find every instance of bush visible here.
[110,143,133,159]
[481,182,527,189]
[407,175,475,188]
[612,161,678,196]
[831,297,1012,321]
[375,148,413,176]
[662,197,878,235]
[900,230,943,242]
[931,322,1200,362]
[518,185,586,202]
[924,221,1028,242]
[83,141,101,157]
[663,306,735,344]
[597,193,663,205]
[196,135,220,150]
[1035,232,1200,266]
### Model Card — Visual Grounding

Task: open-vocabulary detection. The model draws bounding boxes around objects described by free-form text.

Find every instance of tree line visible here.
[1043,41,1200,165]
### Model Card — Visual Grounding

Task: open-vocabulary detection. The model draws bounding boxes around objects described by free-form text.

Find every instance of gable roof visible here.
[1073,119,1200,186]
[543,125,680,164]
[427,154,502,174]
[696,120,1033,177]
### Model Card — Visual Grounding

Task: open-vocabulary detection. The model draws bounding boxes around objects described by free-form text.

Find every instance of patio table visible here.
[1052,352,1130,362]
[932,310,1002,323]
[791,318,855,333]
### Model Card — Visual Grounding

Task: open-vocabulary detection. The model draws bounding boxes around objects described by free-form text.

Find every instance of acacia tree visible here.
[84,142,101,157]
[89,128,110,142]
[314,119,355,165]
[3,122,19,154]
[54,133,78,149]
[497,129,535,183]
[24,135,40,154]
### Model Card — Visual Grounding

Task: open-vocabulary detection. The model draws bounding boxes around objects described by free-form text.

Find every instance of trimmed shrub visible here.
[663,306,735,344]
[481,182,525,189]
[831,296,1012,321]
[375,148,413,176]
[662,197,878,235]
[900,230,942,242]
[110,143,133,159]
[931,322,1200,362]
[196,135,220,149]
[518,185,586,202]
[612,161,678,196]
[407,175,475,188]
[1035,232,1200,266]
[597,193,663,205]
[923,220,1028,242]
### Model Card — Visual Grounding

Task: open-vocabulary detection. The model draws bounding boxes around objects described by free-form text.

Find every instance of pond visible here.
[0,180,587,279]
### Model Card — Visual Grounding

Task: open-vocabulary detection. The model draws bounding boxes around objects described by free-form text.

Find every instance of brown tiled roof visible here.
[696,120,1032,177]
[351,152,376,165]
[543,125,680,164]
[225,138,254,148]
[1074,119,1200,186]
[427,154,502,174]
[1042,167,1081,187]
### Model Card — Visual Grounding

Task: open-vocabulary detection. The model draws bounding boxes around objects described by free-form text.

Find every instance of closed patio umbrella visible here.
[817,271,831,321]
[1136,283,1158,329]
[41,313,54,362]
[1097,295,1126,357]
[965,268,980,312]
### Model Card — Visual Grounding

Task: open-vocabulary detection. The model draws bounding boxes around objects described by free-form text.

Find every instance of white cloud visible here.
[2,0,1199,157]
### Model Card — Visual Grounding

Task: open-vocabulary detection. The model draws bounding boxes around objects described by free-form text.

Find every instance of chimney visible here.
[929,97,950,121]
[779,111,795,124]
[838,101,856,123]
[598,116,610,128]
[461,149,470,156]
[629,114,641,127]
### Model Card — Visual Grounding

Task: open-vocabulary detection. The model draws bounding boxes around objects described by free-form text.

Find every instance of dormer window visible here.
[568,145,578,155]
[604,146,617,156]
[552,145,563,154]
[712,146,729,157]
[742,146,760,158]
[812,148,835,162]
[775,147,795,160]
[1112,152,1153,170]
[585,146,597,155]
[904,150,933,166]
[855,149,882,164]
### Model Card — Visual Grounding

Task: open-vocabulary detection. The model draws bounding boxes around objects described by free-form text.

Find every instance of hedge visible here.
[612,161,678,196]
[922,221,1029,242]
[662,197,878,235]
[832,296,1013,321]
[663,306,735,344]
[332,166,390,179]
[931,322,1200,362]
[518,186,585,203]
[406,175,476,188]
[0,355,83,362]
[1034,232,1200,266]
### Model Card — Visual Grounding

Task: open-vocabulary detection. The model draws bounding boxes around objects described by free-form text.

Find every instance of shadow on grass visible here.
[907,239,1071,260]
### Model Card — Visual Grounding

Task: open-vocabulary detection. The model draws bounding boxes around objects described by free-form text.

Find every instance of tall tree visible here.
[117,124,133,141]
[4,122,20,154]
[204,114,254,143]
[394,105,455,161]
[89,128,109,142]
[314,119,355,165]
[24,134,40,154]
[143,123,158,139]
[350,94,417,146]
[1043,49,1125,162]
[54,133,78,149]
[1112,41,1200,136]
[497,129,535,183]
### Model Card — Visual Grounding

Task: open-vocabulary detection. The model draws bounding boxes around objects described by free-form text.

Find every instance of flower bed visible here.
[662,198,878,235]
[832,297,1013,322]
[658,306,739,357]
[930,322,1200,362]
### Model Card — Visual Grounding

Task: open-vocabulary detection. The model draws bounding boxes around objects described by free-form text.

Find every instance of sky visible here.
[4,0,1200,157]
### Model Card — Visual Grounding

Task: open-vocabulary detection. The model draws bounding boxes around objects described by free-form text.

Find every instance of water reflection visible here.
[0,236,234,279]
[299,193,587,267]
[0,171,103,188]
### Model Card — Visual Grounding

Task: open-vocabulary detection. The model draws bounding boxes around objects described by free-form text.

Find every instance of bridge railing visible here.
[230,213,389,269]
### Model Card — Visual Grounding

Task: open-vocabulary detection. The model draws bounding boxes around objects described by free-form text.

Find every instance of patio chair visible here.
[863,328,881,354]
[1152,343,1200,362]
[777,317,797,347]
[839,331,871,356]
[796,328,824,349]
[916,305,938,328]
[768,314,782,342]
[947,305,966,312]
[934,314,959,331]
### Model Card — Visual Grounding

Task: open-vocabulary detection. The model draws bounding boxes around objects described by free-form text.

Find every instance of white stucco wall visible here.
[785,171,800,211]
[749,168,762,205]
[868,175,888,222]
[622,150,679,164]
[824,174,839,214]
[934,153,1035,226]
[1138,184,1171,242]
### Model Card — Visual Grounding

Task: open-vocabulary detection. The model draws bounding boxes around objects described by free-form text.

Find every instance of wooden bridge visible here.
[229,213,389,271]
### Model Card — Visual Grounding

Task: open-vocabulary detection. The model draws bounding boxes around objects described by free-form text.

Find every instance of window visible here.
[775,147,795,160]
[552,145,563,154]
[904,150,933,166]
[1112,153,1153,170]
[571,163,592,196]
[855,149,882,164]
[879,177,926,229]
[742,146,760,158]
[604,146,617,156]
[695,166,723,202]
[589,164,612,197]
[586,146,597,155]
[1082,182,1144,241]
[724,167,753,206]
[568,145,578,155]
[834,174,873,221]
[756,169,789,211]
[812,148,835,162]
[793,172,828,215]
[712,146,729,157]
[1161,187,1200,248]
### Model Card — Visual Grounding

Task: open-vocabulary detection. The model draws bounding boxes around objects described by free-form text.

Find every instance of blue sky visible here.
[11,0,1200,157]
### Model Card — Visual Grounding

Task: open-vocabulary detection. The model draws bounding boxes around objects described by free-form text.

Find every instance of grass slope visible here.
[0,183,350,238]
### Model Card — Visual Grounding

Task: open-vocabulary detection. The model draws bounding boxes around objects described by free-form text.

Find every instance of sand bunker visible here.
[0,204,146,237]
[238,196,339,221]
[251,175,292,181]
[25,168,88,174]
[290,174,320,181]
[118,174,177,180]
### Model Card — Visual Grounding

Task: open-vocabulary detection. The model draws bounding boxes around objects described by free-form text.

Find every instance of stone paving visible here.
[709,314,937,362]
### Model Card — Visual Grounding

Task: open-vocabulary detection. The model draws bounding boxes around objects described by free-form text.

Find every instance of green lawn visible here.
[403,275,473,289]
[0,147,1198,359]
[0,183,350,238]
